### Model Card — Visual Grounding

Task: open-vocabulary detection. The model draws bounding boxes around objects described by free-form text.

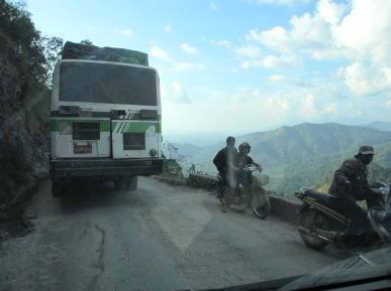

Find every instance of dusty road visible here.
[0,177,345,291]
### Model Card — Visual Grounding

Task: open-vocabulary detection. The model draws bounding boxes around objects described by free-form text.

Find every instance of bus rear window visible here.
[59,62,158,106]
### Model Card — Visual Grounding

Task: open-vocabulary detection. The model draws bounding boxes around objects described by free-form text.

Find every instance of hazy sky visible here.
[27,0,391,141]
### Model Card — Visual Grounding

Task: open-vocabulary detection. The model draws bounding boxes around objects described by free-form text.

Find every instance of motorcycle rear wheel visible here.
[299,208,328,250]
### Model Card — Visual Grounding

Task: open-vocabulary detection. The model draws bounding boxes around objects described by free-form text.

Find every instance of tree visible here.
[42,36,63,85]
[80,39,93,46]
[0,1,64,92]
[0,1,45,91]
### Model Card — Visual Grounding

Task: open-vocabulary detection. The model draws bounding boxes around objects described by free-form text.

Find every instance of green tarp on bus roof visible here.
[61,41,149,66]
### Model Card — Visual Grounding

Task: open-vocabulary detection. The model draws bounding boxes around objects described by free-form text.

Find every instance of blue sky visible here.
[27,0,391,144]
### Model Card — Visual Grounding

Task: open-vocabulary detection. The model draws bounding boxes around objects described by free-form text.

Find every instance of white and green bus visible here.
[50,45,162,197]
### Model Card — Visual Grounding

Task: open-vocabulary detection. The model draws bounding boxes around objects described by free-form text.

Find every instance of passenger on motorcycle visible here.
[235,142,262,189]
[328,145,377,240]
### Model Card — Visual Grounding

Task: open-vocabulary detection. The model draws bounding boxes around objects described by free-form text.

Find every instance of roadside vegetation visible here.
[0,0,62,238]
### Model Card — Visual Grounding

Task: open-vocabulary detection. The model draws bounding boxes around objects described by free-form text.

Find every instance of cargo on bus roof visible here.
[61,41,149,66]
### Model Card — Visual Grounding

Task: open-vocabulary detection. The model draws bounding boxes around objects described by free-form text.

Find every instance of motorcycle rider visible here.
[213,136,238,211]
[328,145,376,240]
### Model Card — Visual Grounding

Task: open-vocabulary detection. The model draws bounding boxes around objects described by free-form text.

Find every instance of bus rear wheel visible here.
[128,176,138,191]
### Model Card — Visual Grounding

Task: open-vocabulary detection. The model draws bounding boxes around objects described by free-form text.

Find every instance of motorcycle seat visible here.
[304,188,338,209]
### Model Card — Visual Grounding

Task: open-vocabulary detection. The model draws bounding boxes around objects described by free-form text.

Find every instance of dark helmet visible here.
[358,145,375,155]
[239,142,251,153]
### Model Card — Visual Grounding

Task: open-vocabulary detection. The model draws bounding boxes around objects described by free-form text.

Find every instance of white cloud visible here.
[241,60,262,69]
[212,40,231,48]
[339,63,391,96]
[163,23,173,33]
[317,0,346,25]
[301,94,317,118]
[172,62,206,71]
[246,27,290,51]
[210,2,219,11]
[235,45,261,58]
[335,0,391,96]
[241,54,300,69]
[181,43,197,54]
[114,28,134,38]
[269,74,285,82]
[162,81,191,104]
[266,95,290,113]
[149,45,204,71]
[262,54,300,68]
[149,46,172,62]
[245,0,391,96]
[335,1,391,64]
[300,94,338,119]
[245,0,347,56]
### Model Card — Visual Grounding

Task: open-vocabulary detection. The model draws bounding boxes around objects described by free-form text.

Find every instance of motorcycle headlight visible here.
[381,186,390,195]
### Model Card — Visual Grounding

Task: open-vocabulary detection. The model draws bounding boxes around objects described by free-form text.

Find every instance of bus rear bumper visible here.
[50,158,163,179]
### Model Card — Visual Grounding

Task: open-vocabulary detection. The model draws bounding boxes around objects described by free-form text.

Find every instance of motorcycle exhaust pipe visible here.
[297,226,332,243]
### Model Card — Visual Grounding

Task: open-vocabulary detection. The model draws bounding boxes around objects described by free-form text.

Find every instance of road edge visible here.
[152,174,301,224]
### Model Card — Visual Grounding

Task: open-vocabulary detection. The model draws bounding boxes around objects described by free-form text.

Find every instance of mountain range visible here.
[365,121,391,132]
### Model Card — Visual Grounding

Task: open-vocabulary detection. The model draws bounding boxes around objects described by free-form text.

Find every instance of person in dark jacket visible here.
[213,136,238,200]
[329,145,375,239]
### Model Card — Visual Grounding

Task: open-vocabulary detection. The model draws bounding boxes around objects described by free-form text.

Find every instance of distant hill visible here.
[365,121,391,132]
[191,123,391,196]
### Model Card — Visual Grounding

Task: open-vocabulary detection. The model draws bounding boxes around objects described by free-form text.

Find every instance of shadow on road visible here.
[57,180,147,215]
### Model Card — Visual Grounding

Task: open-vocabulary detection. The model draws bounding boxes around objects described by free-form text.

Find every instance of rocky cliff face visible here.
[0,32,24,118]
[0,32,49,206]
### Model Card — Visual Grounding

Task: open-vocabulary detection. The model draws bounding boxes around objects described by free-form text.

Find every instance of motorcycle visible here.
[218,164,271,219]
[295,182,391,250]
